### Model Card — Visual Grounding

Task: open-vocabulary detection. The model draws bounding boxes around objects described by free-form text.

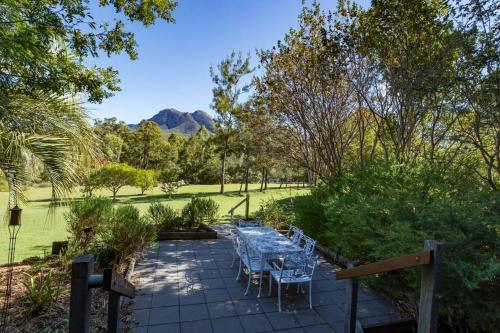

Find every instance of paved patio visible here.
[123,225,400,333]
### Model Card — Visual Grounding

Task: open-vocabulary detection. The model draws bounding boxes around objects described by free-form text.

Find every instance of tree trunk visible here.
[220,144,227,194]
[244,167,249,193]
[239,176,243,196]
[260,168,265,192]
[264,170,268,190]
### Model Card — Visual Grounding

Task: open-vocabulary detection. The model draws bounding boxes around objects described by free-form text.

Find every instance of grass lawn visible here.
[0,183,309,264]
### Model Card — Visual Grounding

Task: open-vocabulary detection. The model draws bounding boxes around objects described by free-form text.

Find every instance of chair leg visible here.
[231,253,236,268]
[245,271,252,295]
[236,259,242,281]
[278,282,282,312]
[308,281,312,309]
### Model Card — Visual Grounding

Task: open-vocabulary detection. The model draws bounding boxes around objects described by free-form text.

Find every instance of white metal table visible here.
[236,226,303,297]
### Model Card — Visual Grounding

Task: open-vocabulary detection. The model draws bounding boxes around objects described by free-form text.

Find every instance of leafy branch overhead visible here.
[0,0,177,102]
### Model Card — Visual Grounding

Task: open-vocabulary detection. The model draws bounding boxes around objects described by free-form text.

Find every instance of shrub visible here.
[23,268,63,316]
[134,169,157,195]
[65,197,113,249]
[146,202,180,230]
[293,162,500,332]
[181,197,219,228]
[255,197,294,229]
[101,205,157,270]
[158,168,180,197]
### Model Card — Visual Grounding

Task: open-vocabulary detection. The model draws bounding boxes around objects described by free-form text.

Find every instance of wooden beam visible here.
[69,255,93,333]
[103,268,136,298]
[228,197,248,213]
[417,241,443,333]
[336,250,432,280]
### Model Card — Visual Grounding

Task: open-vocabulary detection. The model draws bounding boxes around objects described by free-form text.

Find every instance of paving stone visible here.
[239,313,273,333]
[265,311,301,330]
[207,301,237,319]
[147,323,180,333]
[130,326,148,333]
[304,324,336,333]
[202,278,226,289]
[128,294,152,310]
[294,309,325,326]
[276,328,306,333]
[199,269,221,279]
[204,288,231,303]
[179,303,210,322]
[227,286,256,300]
[180,319,212,333]
[129,308,150,327]
[151,293,179,308]
[315,305,345,324]
[178,289,205,305]
[149,306,179,325]
[219,268,238,278]
[211,317,244,333]
[233,299,264,315]
[222,277,242,288]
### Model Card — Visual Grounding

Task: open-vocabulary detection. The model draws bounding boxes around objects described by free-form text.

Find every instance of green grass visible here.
[0,183,309,264]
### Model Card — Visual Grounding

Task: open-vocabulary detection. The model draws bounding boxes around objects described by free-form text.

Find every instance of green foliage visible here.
[158,168,180,197]
[101,205,157,270]
[255,198,293,229]
[102,133,124,163]
[134,169,157,195]
[22,268,63,316]
[81,171,101,197]
[95,163,136,200]
[146,202,181,230]
[181,197,220,228]
[0,0,176,102]
[293,162,500,331]
[65,197,113,249]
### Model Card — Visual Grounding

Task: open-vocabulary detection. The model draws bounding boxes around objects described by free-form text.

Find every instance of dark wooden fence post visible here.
[69,255,94,333]
[417,240,444,333]
[344,262,359,333]
[107,291,121,333]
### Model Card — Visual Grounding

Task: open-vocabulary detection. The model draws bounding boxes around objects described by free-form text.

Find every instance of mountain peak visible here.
[132,108,214,136]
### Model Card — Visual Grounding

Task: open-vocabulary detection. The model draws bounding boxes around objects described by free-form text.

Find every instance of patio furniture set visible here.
[231,220,318,312]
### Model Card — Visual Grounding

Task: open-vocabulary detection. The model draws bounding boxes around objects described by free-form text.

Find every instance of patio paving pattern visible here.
[123,225,400,333]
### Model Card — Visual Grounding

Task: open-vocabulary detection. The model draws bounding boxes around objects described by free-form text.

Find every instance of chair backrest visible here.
[230,229,239,252]
[288,225,303,245]
[238,219,262,227]
[302,234,316,257]
[277,255,318,282]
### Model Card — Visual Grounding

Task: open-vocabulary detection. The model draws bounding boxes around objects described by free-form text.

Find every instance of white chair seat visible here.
[270,269,311,284]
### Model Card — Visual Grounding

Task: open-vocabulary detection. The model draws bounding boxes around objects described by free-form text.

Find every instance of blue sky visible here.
[88,0,369,123]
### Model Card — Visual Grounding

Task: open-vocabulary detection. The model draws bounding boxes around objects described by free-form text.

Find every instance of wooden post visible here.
[230,210,234,224]
[344,262,359,333]
[245,194,250,219]
[107,291,121,333]
[69,255,94,333]
[417,240,443,333]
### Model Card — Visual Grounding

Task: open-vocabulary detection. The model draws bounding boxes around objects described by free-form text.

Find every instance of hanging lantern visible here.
[9,205,22,226]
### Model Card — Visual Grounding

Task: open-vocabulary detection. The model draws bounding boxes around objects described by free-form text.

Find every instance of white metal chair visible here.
[238,219,263,227]
[230,229,241,268]
[268,255,318,312]
[301,234,316,258]
[287,225,303,245]
[236,237,272,295]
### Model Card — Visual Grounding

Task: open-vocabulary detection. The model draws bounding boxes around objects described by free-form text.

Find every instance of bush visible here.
[158,168,180,197]
[255,197,294,229]
[65,197,113,249]
[101,205,157,270]
[181,197,219,228]
[146,202,180,230]
[293,162,500,332]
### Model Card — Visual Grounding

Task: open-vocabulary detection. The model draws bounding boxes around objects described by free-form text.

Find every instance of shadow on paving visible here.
[122,224,400,333]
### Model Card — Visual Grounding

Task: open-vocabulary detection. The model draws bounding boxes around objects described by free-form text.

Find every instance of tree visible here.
[81,171,102,197]
[102,133,123,163]
[158,168,180,198]
[96,163,136,201]
[0,92,96,207]
[210,51,253,194]
[134,169,157,195]
[0,0,176,103]
[132,120,167,169]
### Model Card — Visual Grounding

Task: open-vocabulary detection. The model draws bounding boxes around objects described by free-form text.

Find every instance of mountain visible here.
[130,108,215,136]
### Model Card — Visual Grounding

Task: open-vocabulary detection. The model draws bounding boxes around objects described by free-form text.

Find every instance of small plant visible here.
[181,197,219,228]
[101,205,157,270]
[147,202,180,230]
[158,168,180,197]
[23,269,63,316]
[65,197,113,249]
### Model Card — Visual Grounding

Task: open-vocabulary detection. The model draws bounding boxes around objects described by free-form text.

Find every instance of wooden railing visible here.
[69,255,136,333]
[228,194,250,224]
[336,240,444,333]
